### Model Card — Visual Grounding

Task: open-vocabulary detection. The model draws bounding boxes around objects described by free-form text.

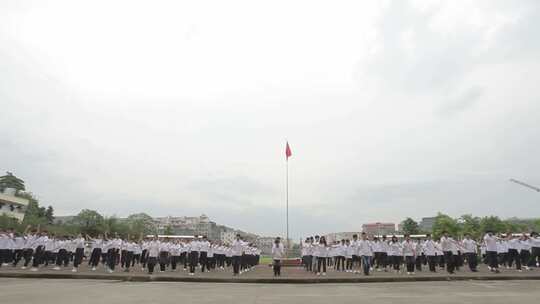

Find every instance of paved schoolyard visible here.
[1,278,539,304]
[1,262,540,282]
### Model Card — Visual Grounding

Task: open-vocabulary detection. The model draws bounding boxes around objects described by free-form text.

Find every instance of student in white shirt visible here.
[519,234,532,270]
[423,234,437,272]
[507,233,522,271]
[440,231,456,274]
[231,234,246,276]
[461,233,478,272]
[402,234,416,275]
[315,236,328,276]
[357,232,373,276]
[72,234,86,272]
[388,235,403,273]
[146,236,160,274]
[188,237,200,275]
[271,237,285,277]
[530,232,540,267]
[334,239,346,272]
[199,236,211,272]
[484,231,500,273]
[496,236,509,268]
[87,234,103,271]
[345,239,354,272]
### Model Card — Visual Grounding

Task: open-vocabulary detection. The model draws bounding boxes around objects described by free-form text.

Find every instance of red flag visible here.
[285,142,292,160]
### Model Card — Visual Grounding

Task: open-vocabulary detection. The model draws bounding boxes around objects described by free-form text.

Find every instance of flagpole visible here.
[286,155,289,251]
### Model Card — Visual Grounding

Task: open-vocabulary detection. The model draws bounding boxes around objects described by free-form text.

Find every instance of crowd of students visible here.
[300,231,540,276]
[0,226,260,276]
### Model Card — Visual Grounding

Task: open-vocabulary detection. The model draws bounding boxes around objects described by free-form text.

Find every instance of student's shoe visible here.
[407,272,411,275]
[30,267,38,272]
[518,269,522,272]
[107,269,114,273]
[21,266,27,270]
[316,272,321,276]
[412,272,415,275]
[53,266,60,270]
[72,268,77,273]
[322,272,326,276]
[91,267,96,271]
[2,263,8,266]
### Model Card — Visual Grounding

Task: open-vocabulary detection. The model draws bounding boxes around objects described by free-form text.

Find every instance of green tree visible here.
[459,214,481,239]
[126,213,155,236]
[432,213,460,238]
[0,214,21,230]
[45,206,54,224]
[102,216,130,237]
[400,217,420,235]
[0,171,25,193]
[163,224,174,235]
[74,209,104,235]
[479,216,506,234]
[21,194,48,227]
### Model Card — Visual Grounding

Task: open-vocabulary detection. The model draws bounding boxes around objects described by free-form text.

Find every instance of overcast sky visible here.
[1,0,539,239]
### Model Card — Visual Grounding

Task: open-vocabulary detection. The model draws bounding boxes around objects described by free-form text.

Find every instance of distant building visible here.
[0,189,29,221]
[419,217,436,232]
[153,214,224,240]
[220,230,237,244]
[362,222,396,236]
[254,236,275,255]
[324,232,359,243]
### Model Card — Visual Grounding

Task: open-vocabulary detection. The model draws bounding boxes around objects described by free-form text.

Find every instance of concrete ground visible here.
[1,278,539,304]
[1,263,540,283]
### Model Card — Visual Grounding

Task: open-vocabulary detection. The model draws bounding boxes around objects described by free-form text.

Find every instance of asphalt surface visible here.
[1,278,539,304]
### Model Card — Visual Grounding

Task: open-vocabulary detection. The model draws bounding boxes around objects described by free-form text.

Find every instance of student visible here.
[388,235,403,273]
[345,239,354,272]
[334,239,346,272]
[350,234,359,274]
[414,238,424,272]
[88,234,103,271]
[440,231,455,274]
[484,231,500,273]
[71,234,86,272]
[231,234,245,276]
[402,234,416,275]
[188,237,200,275]
[271,237,285,277]
[11,232,25,267]
[507,233,522,271]
[520,234,531,271]
[357,232,373,276]
[496,236,509,269]
[530,232,540,267]
[423,234,437,272]
[146,236,160,274]
[199,236,210,272]
[42,234,56,267]
[461,234,478,272]
[378,235,389,272]
[158,238,170,273]
[123,237,138,273]
[315,236,328,276]
[170,240,181,272]
[372,237,383,271]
